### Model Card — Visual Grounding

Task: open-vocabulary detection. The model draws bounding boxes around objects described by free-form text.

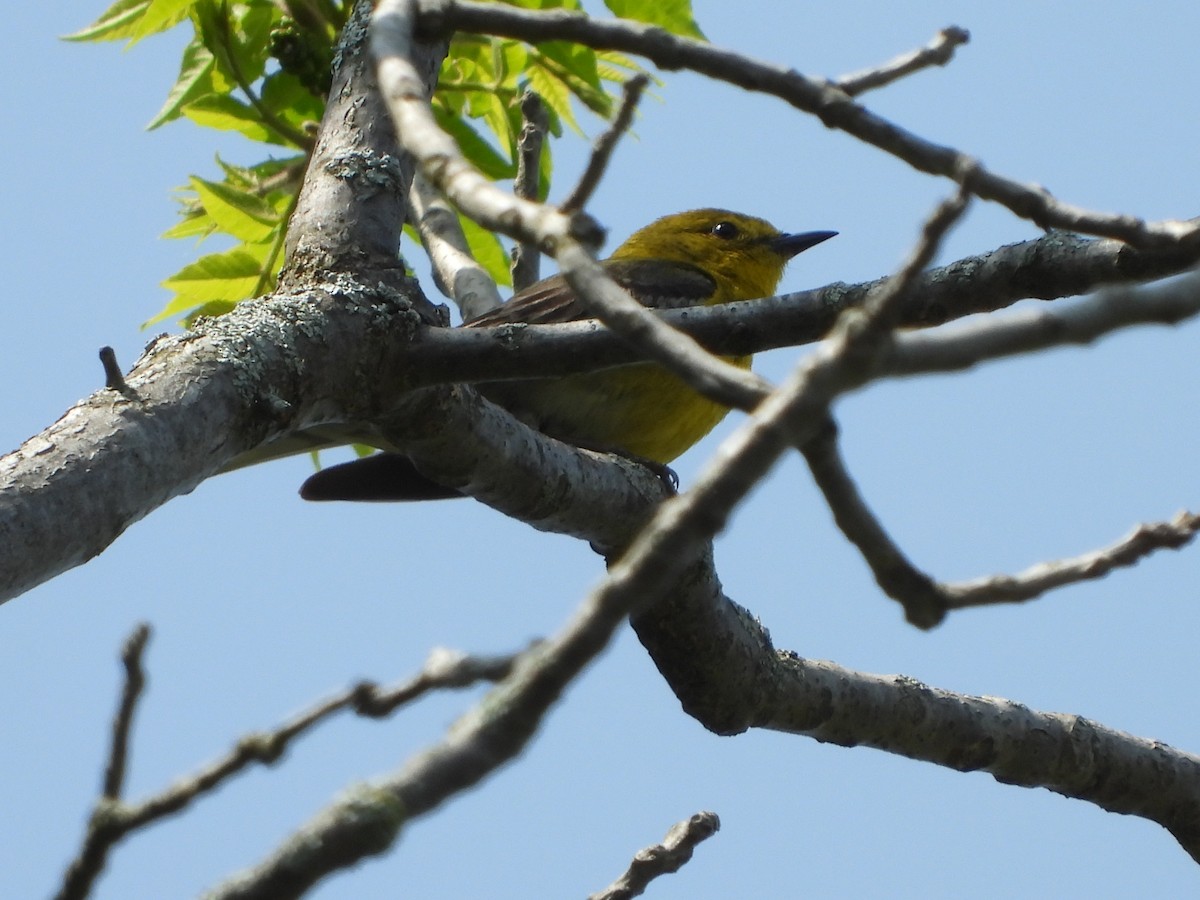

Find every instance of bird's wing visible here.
[463,258,716,328]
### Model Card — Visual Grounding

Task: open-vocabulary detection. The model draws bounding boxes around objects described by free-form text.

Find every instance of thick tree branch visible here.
[637,589,1200,863]
[7,231,1198,605]
[402,229,1200,385]
[281,0,432,288]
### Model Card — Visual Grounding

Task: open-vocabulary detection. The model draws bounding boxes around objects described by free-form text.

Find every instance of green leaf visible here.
[259,71,324,132]
[434,106,516,179]
[532,44,611,118]
[161,211,217,240]
[458,214,512,288]
[527,64,579,136]
[226,1,280,86]
[603,0,706,39]
[147,37,220,129]
[189,176,280,242]
[150,245,271,324]
[130,0,198,45]
[537,40,603,92]
[181,94,276,143]
[183,299,240,322]
[64,0,152,42]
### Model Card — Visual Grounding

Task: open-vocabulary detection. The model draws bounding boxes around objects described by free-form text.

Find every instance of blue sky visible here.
[3,2,1200,897]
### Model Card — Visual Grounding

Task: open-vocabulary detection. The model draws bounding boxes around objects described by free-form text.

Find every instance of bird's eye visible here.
[711,221,739,240]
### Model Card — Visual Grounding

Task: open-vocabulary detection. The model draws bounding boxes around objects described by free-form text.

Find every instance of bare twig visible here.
[421,0,1198,248]
[561,73,649,213]
[123,645,519,832]
[944,511,1200,610]
[588,812,720,900]
[800,419,945,625]
[880,266,1200,377]
[408,173,504,319]
[57,640,518,900]
[510,89,548,291]
[56,623,152,900]
[373,0,596,254]
[103,623,151,800]
[834,26,970,96]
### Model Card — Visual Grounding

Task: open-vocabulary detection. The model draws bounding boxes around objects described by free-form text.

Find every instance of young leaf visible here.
[188,176,280,242]
[147,37,221,129]
[64,0,153,42]
[151,245,273,325]
[433,106,517,180]
[130,0,198,45]
[603,0,706,39]
[458,213,512,287]
[181,95,277,144]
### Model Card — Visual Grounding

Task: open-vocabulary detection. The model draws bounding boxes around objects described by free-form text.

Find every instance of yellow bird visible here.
[300,209,835,501]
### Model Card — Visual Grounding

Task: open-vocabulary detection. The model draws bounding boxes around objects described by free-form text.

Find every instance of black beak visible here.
[770,229,838,258]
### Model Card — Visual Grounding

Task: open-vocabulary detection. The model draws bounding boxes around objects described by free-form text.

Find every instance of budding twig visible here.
[834,26,971,96]
[561,73,649,214]
[588,812,720,900]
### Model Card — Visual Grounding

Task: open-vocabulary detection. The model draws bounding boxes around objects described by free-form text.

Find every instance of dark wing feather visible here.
[464,258,716,328]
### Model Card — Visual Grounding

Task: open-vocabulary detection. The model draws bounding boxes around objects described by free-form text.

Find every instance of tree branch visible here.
[561,72,649,213]
[203,503,686,898]
[56,635,517,900]
[408,171,504,319]
[420,0,1198,248]
[833,25,971,96]
[510,89,548,291]
[588,812,720,900]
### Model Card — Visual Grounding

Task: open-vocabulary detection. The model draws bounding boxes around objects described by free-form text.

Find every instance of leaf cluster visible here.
[68,0,704,324]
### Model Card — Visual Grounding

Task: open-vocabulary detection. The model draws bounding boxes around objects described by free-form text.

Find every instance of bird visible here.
[299,208,836,501]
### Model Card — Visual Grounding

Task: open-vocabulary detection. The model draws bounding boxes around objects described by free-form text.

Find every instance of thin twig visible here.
[203,531,681,896]
[560,73,649,213]
[122,645,519,831]
[880,266,1200,377]
[834,26,970,96]
[57,623,152,900]
[103,623,151,799]
[800,419,945,626]
[944,511,1200,610]
[511,89,548,291]
[57,641,518,900]
[588,812,720,900]
[217,15,315,149]
[422,0,1198,248]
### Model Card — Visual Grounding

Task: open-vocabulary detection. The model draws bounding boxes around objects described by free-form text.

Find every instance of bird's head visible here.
[610,208,836,302]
